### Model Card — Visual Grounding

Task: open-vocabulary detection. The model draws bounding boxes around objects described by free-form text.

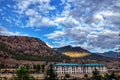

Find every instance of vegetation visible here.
[84,74,89,80]
[0,42,13,58]
[103,72,120,80]
[10,67,35,80]
[33,64,41,73]
[41,64,45,73]
[24,64,30,70]
[44,64,58,80]
[64,74,70,79]
[0,63,6,68]
[0,42,7,51]
[87,69,120,80]
[91,69,103,80]
[12,53,61,61]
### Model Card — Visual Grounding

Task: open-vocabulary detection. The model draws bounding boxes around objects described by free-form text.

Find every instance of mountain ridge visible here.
[0,36,68,61]
[54,45,90,53]
[95,51,120,58]
[0,36,120,67]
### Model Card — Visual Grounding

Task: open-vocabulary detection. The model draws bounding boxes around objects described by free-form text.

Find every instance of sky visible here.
[0,0,120,53]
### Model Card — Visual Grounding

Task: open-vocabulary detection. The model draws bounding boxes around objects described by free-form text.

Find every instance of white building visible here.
[54,63,107,74]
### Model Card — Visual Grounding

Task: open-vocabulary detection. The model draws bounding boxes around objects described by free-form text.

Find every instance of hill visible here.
[54,45,91,58]
[54,46,120,63]
[0,36,67,62]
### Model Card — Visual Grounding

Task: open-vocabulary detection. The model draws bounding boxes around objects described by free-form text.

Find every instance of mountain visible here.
[0,36,119,67]
[54,45,91,58]
[54,46,120,62]
[54,45,89,53]
[0,36,67,62]
[96,51,120,58]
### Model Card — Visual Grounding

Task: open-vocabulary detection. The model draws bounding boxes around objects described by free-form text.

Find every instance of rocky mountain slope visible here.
[0,36,67,61]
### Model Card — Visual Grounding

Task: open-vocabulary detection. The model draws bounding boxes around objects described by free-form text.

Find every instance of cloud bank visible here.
[0,0,119,52]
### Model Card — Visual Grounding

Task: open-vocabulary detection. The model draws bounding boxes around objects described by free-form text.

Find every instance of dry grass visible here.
[63,52,90,58]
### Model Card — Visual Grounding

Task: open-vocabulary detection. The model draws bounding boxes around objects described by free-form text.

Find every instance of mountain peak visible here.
[61,45,72,48]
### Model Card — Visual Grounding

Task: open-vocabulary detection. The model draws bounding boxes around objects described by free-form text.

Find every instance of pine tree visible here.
[41,64,45,73]
[33,64,41,73]
[91,69,103,80]
[10,67,35,80]
[36,64,41,73]
[44,64,58,80]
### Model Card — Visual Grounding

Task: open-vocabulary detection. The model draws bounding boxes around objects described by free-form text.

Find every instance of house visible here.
[54,63,107,74]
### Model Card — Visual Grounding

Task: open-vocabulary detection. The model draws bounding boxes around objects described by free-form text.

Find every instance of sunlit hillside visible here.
[63,52,91,58]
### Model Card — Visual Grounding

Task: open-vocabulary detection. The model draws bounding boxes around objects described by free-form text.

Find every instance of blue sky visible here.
[0,0,120,53]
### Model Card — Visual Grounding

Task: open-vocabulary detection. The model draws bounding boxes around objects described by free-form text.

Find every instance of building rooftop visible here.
[82,64,105,67]
[54,63,80,66]
[54,63,106,67]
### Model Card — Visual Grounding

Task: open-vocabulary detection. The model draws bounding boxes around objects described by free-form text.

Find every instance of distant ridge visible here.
[96,51,120,58]
[54,45,90,53]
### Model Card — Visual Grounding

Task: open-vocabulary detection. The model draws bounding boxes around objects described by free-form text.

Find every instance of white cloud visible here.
[25,9,38,17]
[0,26,28,36]
[17,0,31,14]
[98,11,120,17]
[88,30,119,48]
[16,0,56,27]
[45,31,65,40]
[55,16,80,28]
[94,14,104,21]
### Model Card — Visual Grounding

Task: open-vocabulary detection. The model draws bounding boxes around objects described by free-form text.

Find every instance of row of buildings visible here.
[54,63,107,74]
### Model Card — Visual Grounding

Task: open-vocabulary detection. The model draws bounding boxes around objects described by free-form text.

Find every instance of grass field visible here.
[63,52,90,58]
